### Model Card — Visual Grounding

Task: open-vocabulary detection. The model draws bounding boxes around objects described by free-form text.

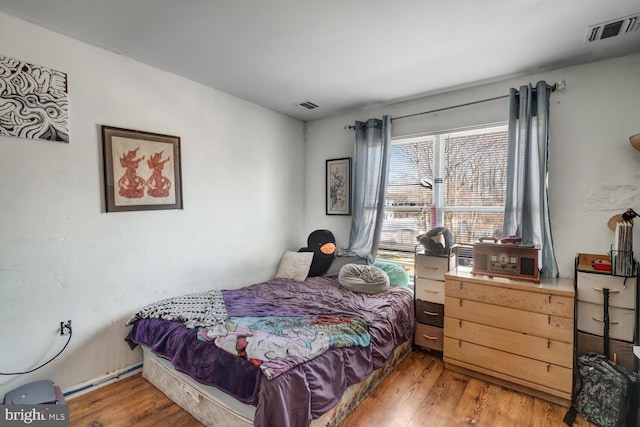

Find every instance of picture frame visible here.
[326,157,351,215]
[102,126,183,212]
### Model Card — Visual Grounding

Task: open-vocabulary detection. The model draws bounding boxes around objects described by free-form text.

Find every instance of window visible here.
[377,123,509,271]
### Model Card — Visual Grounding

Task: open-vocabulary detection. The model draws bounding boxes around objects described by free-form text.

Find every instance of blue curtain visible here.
[503,81,558,277]
[343,115,392,261]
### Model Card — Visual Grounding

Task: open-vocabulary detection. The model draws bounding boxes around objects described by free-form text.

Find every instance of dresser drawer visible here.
[444,317,573,368]
[445,296,573,343]
[577,301,635,342]
[415,323,443,351]
[416,300,444,327]
[415,278,445,304]
[576,272,636,309]
[445,279,573,318]
[443,337,572,395]
[576,331,636,372]
[415,254,455,280]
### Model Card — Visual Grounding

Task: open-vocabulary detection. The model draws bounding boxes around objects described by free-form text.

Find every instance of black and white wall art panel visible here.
[0,55,69,143]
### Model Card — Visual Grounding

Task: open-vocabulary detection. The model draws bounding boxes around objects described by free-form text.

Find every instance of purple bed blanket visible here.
[125,276,414,427]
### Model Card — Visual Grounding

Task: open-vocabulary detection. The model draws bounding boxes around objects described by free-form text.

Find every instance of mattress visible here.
[142,340,413,427]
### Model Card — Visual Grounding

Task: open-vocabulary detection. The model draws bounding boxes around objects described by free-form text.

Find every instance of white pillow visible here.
[275,251,314,281]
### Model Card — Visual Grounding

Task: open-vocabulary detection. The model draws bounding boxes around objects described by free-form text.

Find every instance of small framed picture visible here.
[102,126,183,212]
[326,157,351,215]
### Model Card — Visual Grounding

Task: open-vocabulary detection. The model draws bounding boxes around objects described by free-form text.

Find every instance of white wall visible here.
[0,13,305,397]
[305,53,640,279]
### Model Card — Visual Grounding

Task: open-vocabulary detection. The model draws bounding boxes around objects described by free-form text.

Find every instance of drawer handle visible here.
[591,316,619,324]
[422,266,439,270]
[423,311,439,316]
[422,288,440,294]
[592,287,620,294]
[422,334,438,340]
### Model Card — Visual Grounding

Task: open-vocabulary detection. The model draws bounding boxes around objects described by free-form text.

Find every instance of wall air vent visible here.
[585,13,640,43]
[294,101,319,110]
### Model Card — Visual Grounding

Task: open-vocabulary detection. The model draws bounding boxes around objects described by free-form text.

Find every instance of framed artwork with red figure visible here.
[102,126,183,212]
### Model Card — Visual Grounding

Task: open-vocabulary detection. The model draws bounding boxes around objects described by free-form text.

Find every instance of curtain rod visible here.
[344,80,565,129]
[391,95,508,122]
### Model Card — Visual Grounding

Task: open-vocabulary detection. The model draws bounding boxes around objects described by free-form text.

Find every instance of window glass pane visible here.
[386,138,434,207]
[444,129,508,208]
[381,138,434,253]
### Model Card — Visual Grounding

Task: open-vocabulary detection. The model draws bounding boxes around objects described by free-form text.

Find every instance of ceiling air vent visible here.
[294,101,319,110]
[585,13,640,43]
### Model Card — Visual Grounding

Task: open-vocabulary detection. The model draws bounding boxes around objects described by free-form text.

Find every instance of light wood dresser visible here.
[443,268,575,406]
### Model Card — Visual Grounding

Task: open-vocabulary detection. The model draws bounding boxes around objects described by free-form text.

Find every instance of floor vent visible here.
[294,101,319,110]
[585,13,640,43]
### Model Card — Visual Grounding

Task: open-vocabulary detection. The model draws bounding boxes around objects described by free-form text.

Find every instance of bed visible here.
[125,275,415,427]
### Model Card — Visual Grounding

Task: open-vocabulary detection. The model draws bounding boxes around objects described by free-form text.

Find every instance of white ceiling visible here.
[1,0,639,121]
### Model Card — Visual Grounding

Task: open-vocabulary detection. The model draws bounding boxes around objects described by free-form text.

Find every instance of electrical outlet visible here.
[60,320,72,336]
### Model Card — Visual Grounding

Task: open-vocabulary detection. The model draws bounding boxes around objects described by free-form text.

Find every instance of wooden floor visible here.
[68,348,595,427]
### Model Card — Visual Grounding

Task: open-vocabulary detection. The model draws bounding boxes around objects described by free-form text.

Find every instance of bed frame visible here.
[142,339,413,426]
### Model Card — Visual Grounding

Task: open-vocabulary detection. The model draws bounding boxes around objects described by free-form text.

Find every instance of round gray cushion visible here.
[338,264,390,294]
